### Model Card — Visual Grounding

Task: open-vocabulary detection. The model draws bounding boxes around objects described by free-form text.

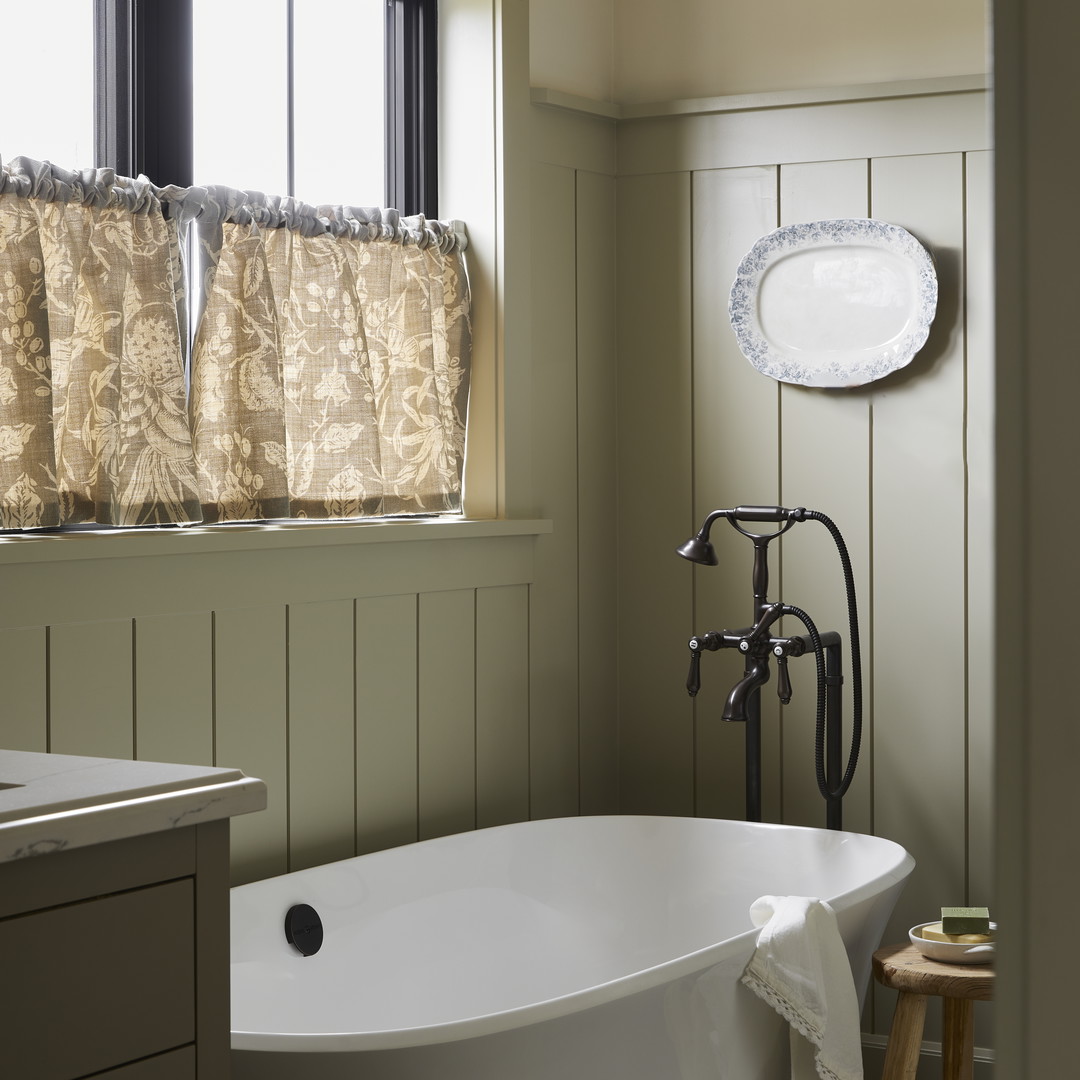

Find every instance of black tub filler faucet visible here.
[677,505,863,831]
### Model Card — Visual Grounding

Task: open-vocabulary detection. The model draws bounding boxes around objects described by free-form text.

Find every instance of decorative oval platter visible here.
[728,218,937,388]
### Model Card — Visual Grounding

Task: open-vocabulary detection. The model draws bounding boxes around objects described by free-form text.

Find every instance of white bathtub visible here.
[230,815,913,1080]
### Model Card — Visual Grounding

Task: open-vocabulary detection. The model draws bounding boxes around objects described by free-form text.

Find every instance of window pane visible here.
[2,2,94,168]
[193,0,289,195]
[293,0,386,207]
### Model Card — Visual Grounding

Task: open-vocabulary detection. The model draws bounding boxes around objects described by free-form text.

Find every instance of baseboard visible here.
[862,1034,994,1079]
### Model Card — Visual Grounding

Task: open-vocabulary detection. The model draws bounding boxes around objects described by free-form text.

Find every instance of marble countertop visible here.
[0,749,266,862]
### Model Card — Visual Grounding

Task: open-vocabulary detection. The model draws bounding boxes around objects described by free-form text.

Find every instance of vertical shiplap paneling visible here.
[0,627,47,751]
[964,149,996,1058]
[417,589,476,839]
[214,606,288,884]
[691,166,781,821]
[870,154,968,1041]
[134,612,213,766]
[529,161,581,819]
[49,620,133,759]
[616,170,695,814]
[576,168,619,815]
[777,160,873,833]
[287,599,356,871]
[475,584,530,828]
[355,593,418,854]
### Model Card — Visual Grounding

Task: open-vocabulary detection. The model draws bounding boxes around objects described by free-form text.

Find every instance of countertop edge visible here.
[0,776,268,864]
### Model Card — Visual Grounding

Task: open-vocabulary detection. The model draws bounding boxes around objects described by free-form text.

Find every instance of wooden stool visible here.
[872,943,994,1080]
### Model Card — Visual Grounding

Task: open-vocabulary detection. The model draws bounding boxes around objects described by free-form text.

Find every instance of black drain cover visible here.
[284,903,323,956]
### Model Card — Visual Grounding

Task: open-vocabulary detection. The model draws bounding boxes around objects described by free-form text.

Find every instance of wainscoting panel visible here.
[776,158,873,837]
[134,612,214,768]
[287,599,357,872]
[869,152,970,1047]
[49,620,134,760]
[870,150,968,936]
[526,118,620,819]
[575,168,619,815]
[418,589,477,841]
[355,592,419,855]
[214,605,289,882]
[0,530,544,885]
[529,160,583,820]
[0,626,46,753]
[616,169,696,815]
[690,164,781,824]
[475,584,531,829]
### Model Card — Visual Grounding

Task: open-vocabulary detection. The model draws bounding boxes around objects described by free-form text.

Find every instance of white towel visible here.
[741,895,863,1080]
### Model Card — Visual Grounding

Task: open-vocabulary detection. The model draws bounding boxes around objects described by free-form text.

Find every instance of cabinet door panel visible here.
[0,881,195,1080]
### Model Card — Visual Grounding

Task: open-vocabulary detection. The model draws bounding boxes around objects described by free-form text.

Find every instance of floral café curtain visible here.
[0,160,200,527]
[0,155,471,530]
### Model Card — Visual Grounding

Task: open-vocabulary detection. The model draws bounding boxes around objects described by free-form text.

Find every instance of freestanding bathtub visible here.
[230,815,913,1080]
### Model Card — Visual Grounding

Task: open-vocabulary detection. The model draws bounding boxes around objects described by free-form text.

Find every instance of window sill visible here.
[0,517,553,566]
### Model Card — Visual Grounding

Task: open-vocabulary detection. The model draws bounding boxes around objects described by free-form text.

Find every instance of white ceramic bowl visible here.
[909,921,996,965]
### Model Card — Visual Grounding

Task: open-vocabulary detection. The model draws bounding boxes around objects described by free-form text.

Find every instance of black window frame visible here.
[93,0,437,216]
[385,0,438,217]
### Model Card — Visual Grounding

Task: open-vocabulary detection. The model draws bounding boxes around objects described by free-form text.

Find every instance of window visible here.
[6,3,95,168]
[91,0,437,215]
[0,1,464,531]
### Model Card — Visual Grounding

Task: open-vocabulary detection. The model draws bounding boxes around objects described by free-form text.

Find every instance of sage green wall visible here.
[528,108,619,817]
[530,1,999,1073]
[609,87,993,1070]
[525,72,993,1073]
[0,524,554,884]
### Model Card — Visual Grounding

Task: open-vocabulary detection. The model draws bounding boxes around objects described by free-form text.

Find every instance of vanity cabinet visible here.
[0,823,225,1079]
[0,751,266,1080]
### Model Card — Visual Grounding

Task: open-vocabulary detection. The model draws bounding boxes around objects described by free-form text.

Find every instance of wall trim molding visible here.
[0,518,552,567]
[861,1032,995,1078]
[530,87,621,120]
[861,1031,995,1063]
[615,91,990,177]
[532,73,989,122]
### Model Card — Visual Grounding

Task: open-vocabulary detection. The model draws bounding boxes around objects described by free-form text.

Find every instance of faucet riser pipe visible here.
[752,539,770,621]
[746,688,762,822]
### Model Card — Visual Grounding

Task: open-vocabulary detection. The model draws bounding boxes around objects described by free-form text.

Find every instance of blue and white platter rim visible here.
[727,218,938,388]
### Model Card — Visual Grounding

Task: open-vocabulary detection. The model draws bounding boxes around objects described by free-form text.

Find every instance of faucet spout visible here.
[722,658,770,722]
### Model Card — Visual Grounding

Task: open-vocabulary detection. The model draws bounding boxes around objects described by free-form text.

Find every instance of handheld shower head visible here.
[675,531,718,565]
[676,509,731,565]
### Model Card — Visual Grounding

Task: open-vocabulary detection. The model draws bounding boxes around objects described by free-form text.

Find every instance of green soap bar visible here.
[941,906,990,935]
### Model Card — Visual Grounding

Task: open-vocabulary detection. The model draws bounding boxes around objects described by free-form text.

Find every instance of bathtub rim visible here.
[231,815,915,1054]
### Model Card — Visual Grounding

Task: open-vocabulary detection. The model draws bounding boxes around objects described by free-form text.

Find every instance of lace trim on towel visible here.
[740,968,844,1080]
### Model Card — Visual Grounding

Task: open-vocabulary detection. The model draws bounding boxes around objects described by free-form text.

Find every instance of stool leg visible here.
[882,991,928,1080]
[942,998,975,1080]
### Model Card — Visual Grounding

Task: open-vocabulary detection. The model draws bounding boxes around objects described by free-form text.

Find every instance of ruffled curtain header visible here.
[0,155,467,252]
